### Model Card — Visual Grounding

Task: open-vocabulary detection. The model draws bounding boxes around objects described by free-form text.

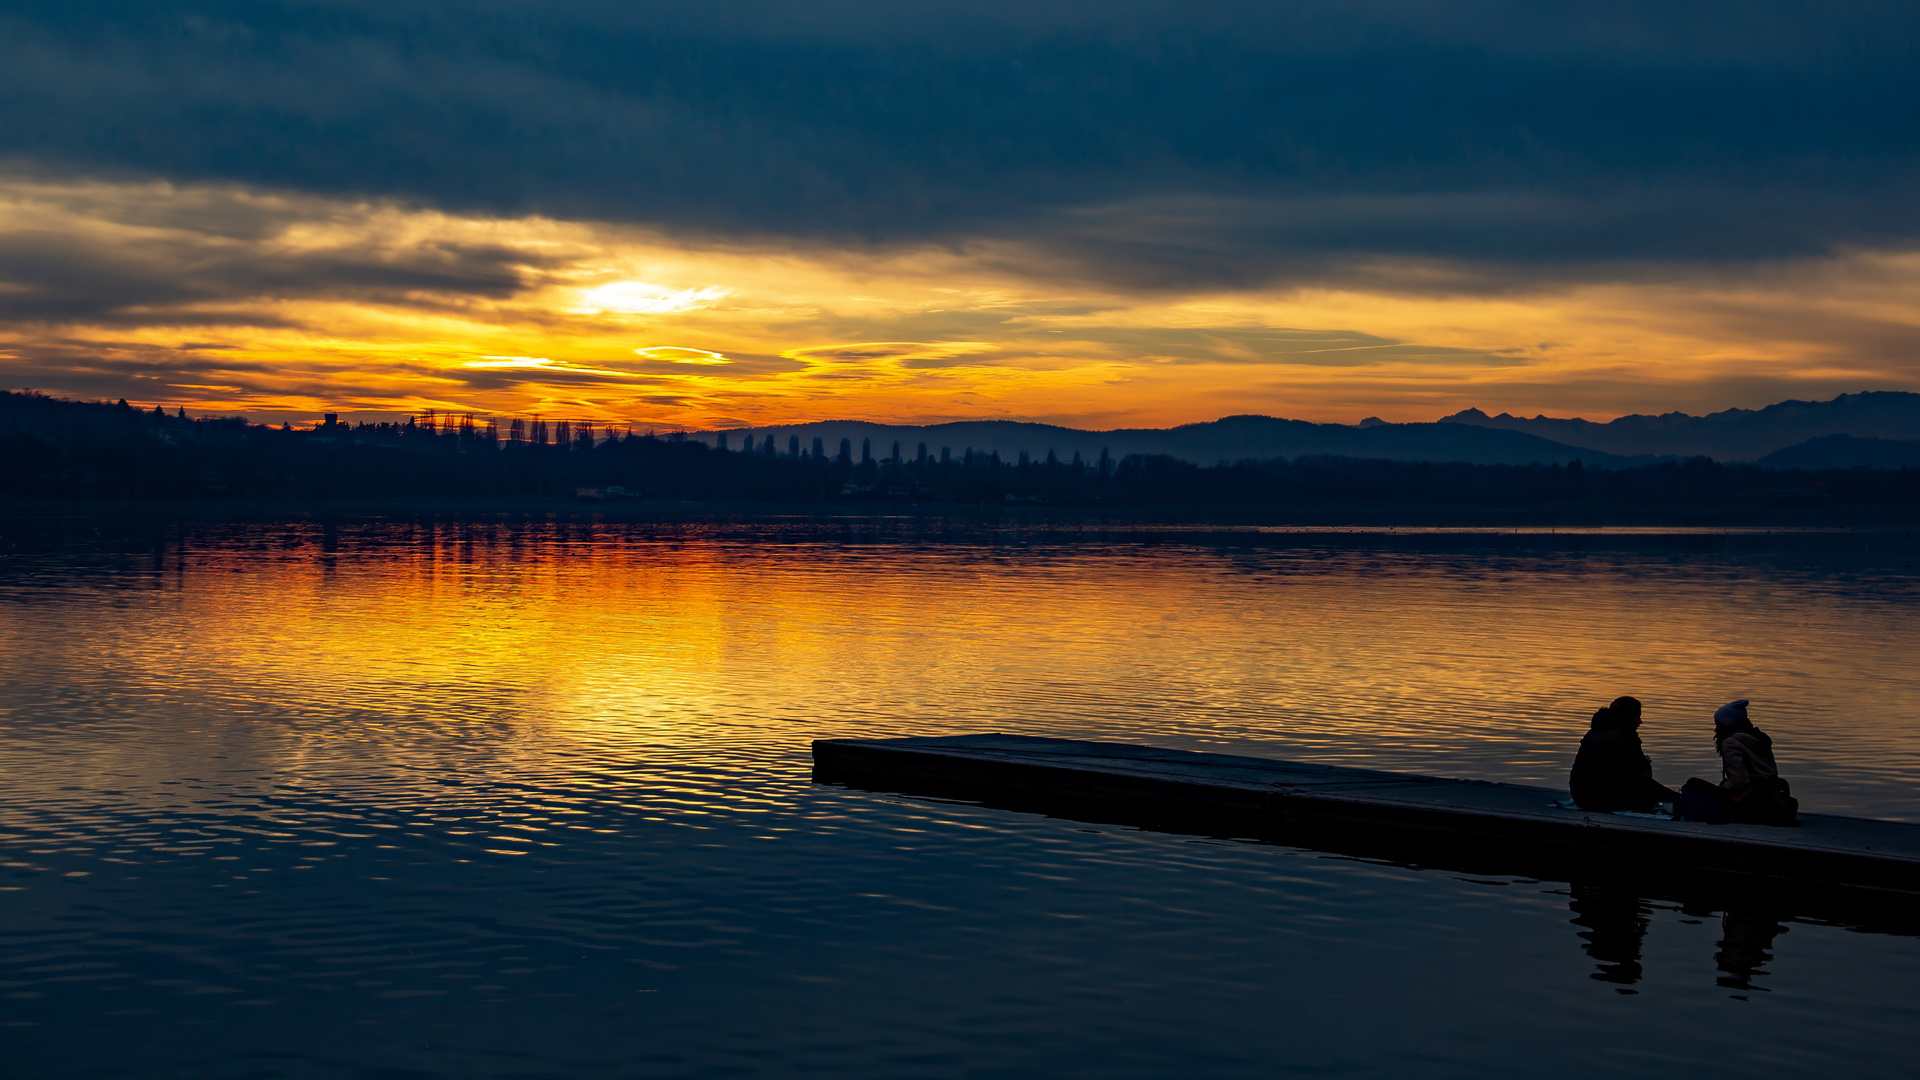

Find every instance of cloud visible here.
[1,2,1917,293]
[3,172,1919,430]
[0,179,560,325]
[1020,326,1519,368]
[574,283,729,315]
[468,356,556,369]
[633,347,732,365]
[780,342,998,369]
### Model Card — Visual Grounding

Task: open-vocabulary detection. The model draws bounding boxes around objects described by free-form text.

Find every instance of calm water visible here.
[3,513,1919,1078]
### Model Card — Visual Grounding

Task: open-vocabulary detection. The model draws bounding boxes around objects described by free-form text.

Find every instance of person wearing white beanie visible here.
[1678,700,1798,824]
[1714,699,1751,731]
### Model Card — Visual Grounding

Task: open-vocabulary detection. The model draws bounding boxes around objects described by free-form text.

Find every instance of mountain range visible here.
[1439,391,1920,462]
[704,392,1920,470]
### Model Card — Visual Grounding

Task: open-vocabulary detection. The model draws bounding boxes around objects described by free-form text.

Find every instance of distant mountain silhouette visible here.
[1757,434,1920,470]
[6,390,1914,516]
[715,393,1920,467]
[712,415,1636,468]
[1439,391,1920,461]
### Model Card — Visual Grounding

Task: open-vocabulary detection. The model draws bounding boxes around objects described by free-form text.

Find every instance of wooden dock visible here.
[812,734,1920,896]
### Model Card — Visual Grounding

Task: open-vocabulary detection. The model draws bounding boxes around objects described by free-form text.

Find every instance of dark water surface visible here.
[3,514,1918,1078]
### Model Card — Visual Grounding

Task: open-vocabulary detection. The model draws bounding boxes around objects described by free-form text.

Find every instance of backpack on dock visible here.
[1730,776,1799,825]
[1677,776,1798,825]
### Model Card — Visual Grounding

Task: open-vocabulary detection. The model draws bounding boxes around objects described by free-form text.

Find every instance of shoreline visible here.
[3,495,1920,529]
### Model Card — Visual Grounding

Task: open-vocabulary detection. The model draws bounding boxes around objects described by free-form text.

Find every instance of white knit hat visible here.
[1714,699,1751,728]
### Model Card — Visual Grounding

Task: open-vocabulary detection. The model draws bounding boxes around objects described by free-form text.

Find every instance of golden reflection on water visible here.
[5,522,1919,818]
[9,521,1920,1080]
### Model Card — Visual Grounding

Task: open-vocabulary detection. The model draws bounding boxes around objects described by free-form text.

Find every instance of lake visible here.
[3,511,1918,1077]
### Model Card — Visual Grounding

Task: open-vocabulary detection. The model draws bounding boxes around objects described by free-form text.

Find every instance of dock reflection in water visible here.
[2,515,1918,1077]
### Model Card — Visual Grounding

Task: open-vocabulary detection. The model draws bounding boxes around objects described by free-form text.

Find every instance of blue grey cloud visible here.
[2,1,1918,290]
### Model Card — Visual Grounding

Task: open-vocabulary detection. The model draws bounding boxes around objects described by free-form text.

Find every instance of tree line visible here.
[4,391,1917,510]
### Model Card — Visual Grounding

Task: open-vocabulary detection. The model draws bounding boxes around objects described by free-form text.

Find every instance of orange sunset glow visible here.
[7,177,1920,430]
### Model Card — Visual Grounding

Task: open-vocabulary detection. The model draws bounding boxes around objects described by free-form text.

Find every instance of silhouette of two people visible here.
[1569,696,1798,826]
[1560,697,1803,991]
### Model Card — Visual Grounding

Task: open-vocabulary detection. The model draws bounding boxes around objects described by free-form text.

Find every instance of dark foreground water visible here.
[3,513,1919,1078]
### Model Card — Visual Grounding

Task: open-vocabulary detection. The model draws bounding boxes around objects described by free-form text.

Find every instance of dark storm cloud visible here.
[0,187,554,325]
[3,1,1918,290]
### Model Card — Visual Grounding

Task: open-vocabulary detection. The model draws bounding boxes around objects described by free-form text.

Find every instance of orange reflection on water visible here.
[9,522,1918,818]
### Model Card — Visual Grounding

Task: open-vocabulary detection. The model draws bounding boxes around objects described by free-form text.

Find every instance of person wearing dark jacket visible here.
[1569,696,1678,812]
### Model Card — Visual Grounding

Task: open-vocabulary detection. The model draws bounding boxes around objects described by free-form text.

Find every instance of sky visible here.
[3,1,1920,428]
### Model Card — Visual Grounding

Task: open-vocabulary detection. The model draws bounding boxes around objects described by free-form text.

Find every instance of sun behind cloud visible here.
[4,176,1920,428]
[573,282,730,316]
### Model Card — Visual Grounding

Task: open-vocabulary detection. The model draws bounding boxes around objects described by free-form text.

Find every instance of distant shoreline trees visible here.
[3,391,1917,512]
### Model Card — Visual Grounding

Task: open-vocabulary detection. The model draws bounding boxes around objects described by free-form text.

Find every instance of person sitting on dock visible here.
[1569,696,1679,812]
[1679,700,1799,825]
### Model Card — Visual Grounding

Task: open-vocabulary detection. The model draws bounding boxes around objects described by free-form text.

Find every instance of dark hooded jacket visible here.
[1569,705,1674,811]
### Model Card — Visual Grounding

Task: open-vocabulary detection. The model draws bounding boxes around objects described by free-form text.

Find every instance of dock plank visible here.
[812,734,1920,895]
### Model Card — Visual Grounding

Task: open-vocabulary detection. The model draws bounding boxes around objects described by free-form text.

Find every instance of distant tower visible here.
[812,436,826,460]
[716,431,729,452]
[860,437,872,465]
[789,435,801,457]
